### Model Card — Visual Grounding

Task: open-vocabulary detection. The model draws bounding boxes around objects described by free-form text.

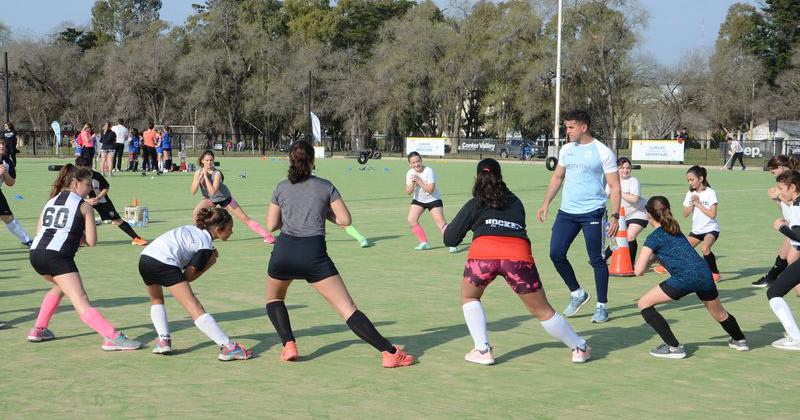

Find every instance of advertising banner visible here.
[632,140,685,162]
[406,137,446,156]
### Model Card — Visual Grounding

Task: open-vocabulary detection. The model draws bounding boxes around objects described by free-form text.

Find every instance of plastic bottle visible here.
[604,221,618,251]
[142,208,149,227]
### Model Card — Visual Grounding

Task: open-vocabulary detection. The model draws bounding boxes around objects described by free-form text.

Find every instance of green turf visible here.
[0,157,797,419]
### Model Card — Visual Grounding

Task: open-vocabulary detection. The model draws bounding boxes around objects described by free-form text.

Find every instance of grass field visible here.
[0,156,797,419]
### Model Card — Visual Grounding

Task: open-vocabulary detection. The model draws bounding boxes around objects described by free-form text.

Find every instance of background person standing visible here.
[111,119,129,172]
[536,109,621,324]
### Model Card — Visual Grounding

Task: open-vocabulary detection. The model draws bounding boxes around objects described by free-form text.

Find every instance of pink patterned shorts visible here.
[463,259,542,295]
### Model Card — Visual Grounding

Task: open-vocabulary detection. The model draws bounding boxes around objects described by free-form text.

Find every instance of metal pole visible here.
[307,70,312,143]
[553,0,563,156]
[4,52,9,123]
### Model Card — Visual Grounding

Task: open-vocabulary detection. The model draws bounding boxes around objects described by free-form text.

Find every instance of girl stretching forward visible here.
[405,152,457,252]
[265,141,414,368]
[682,165,721,281]
[444,159,591,364]
[191,150,274,243]
[767,170,800,350]
[27,164,141,351]
[634,196,748,359]
[139,207,252,360]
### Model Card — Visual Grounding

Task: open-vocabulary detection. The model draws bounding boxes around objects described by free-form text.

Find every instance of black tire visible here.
[48,165,64,171]
[500,150,508,158]
[545,156,558,171]
[357,151,369,165]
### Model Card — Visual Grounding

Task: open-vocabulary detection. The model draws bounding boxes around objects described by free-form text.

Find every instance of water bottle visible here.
[604,221,618,251]
[142,208,149,227]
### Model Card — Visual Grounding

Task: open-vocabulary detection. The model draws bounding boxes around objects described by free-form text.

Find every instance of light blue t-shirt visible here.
[558,139,617,214]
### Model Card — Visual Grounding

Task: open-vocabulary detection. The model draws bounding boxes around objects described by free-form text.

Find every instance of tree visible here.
[91,0,163,45]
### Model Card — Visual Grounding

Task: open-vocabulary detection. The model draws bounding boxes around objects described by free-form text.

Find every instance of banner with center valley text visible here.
[405,137,446,156]
[631,140,685,162]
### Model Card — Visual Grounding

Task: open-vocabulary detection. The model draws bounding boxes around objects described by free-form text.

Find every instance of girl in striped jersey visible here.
[768,170,800,350]
[0,141,32,247]
[191,150,275,244]
[753,155,799,288]
[27,164,141,350]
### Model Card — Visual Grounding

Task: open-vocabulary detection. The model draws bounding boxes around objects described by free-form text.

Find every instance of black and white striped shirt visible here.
[30,191,86,257]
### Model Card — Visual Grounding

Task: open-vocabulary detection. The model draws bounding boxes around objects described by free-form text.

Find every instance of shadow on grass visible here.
[0,288,49,298]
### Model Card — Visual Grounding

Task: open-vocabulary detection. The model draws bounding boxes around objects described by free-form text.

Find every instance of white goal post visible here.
[154,124,197,151]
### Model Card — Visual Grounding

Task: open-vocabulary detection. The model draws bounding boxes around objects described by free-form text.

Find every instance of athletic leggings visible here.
[767,258,800,300]
[549,208,608,303]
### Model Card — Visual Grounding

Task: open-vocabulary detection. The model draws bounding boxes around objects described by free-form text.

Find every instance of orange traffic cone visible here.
[609,208,635,277]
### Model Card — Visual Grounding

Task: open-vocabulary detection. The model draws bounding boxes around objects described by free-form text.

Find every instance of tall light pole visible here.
[553,0,563,156]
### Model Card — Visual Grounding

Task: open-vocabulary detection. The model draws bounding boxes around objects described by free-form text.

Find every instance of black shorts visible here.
[268,234,338,283]
[628,218,648,228]
[30,250,79,276]
[94,199,121,221]
[411,199,443,210]
[213,196,233,208]
[0,190,12,216]
[688,231,720,242]
[659,280,718,301]
[139,255,185,287]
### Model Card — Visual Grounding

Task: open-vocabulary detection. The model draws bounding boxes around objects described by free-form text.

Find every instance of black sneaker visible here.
[752,275,770,288]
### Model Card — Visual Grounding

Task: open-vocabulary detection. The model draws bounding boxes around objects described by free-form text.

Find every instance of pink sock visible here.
[410,224,428,243]
[246,220,274,242]
[79,307,118,339]
[34,292,63,328]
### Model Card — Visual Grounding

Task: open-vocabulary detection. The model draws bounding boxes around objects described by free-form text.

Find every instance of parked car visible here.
[499,139,546,159]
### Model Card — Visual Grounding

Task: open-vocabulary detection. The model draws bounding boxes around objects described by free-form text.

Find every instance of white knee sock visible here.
[769,297,800,339]
[194,313,231,347]
[6,219,31,243]
[462,301,490,351]
[540,312,586,349]
[150,304,170,339]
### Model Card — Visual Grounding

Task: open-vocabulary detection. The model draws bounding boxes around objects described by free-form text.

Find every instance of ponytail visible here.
[288,141,314,184]
[687,165,710,191]
[645,196,681,235]
[195,207,233,231]
[473,158,507,209]
[50,163,92,198]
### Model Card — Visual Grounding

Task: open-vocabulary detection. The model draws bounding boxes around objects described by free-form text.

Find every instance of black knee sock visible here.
[704,252,719,274]
[266,301,295,345]
[641,306,680,347]
[629,239,638,265]
[719,313,746,341]
[117,221,139,239]
[346,310,394,353]
[767,256,788,281]
[166,159,172,171]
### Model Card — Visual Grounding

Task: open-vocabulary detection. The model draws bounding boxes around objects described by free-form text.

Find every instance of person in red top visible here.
[141,123,159,172]
[76,123,95,166]
[444,158,590,365]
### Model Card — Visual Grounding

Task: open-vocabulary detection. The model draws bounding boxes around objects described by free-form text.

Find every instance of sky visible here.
[2,0,759,66]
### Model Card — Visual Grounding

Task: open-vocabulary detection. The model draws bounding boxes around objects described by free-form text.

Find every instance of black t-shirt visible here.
[1,155,16,183]
[100,131,117,149]
[443,191,529,247]
[89,170,110,203]
[2,130,17,155]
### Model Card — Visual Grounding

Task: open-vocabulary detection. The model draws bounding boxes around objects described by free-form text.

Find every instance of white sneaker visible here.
[464,347,495,365]
[772,336,800,351]
[571,345,591,363]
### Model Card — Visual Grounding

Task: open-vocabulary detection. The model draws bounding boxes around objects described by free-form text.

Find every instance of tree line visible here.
[0,0,798,152]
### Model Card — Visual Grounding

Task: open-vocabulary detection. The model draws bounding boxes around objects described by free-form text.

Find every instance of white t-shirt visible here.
[141,225,213,268]
[784,201,800,247]
[683,188,720,234]
[406,166,441,203]
[111,124,129,145]
[607,176,646,221]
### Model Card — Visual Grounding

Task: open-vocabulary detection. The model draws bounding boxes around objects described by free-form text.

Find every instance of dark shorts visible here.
[213,196,234,209]
[411,199,443,210]
[463,259,542,295]
[688,231,719,242]
[94,199,121,221]
[628,218,648,228]
[139,255,185,287]
[0,190,12,216]
[29,250,79,276]
[268,234,338,283]
[660,277,718,301]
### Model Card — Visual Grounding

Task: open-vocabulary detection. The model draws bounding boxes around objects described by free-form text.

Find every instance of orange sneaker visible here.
[712,273,722,282]
[653,264,668,275]
[131,237,149,246]
[381,345,414,368]
[281,341,298,361]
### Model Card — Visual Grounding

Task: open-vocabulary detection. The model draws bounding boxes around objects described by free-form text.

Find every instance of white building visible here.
[750,120,800,140]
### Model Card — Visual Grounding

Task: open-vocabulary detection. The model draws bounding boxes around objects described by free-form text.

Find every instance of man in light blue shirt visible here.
[537,110,621,323]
